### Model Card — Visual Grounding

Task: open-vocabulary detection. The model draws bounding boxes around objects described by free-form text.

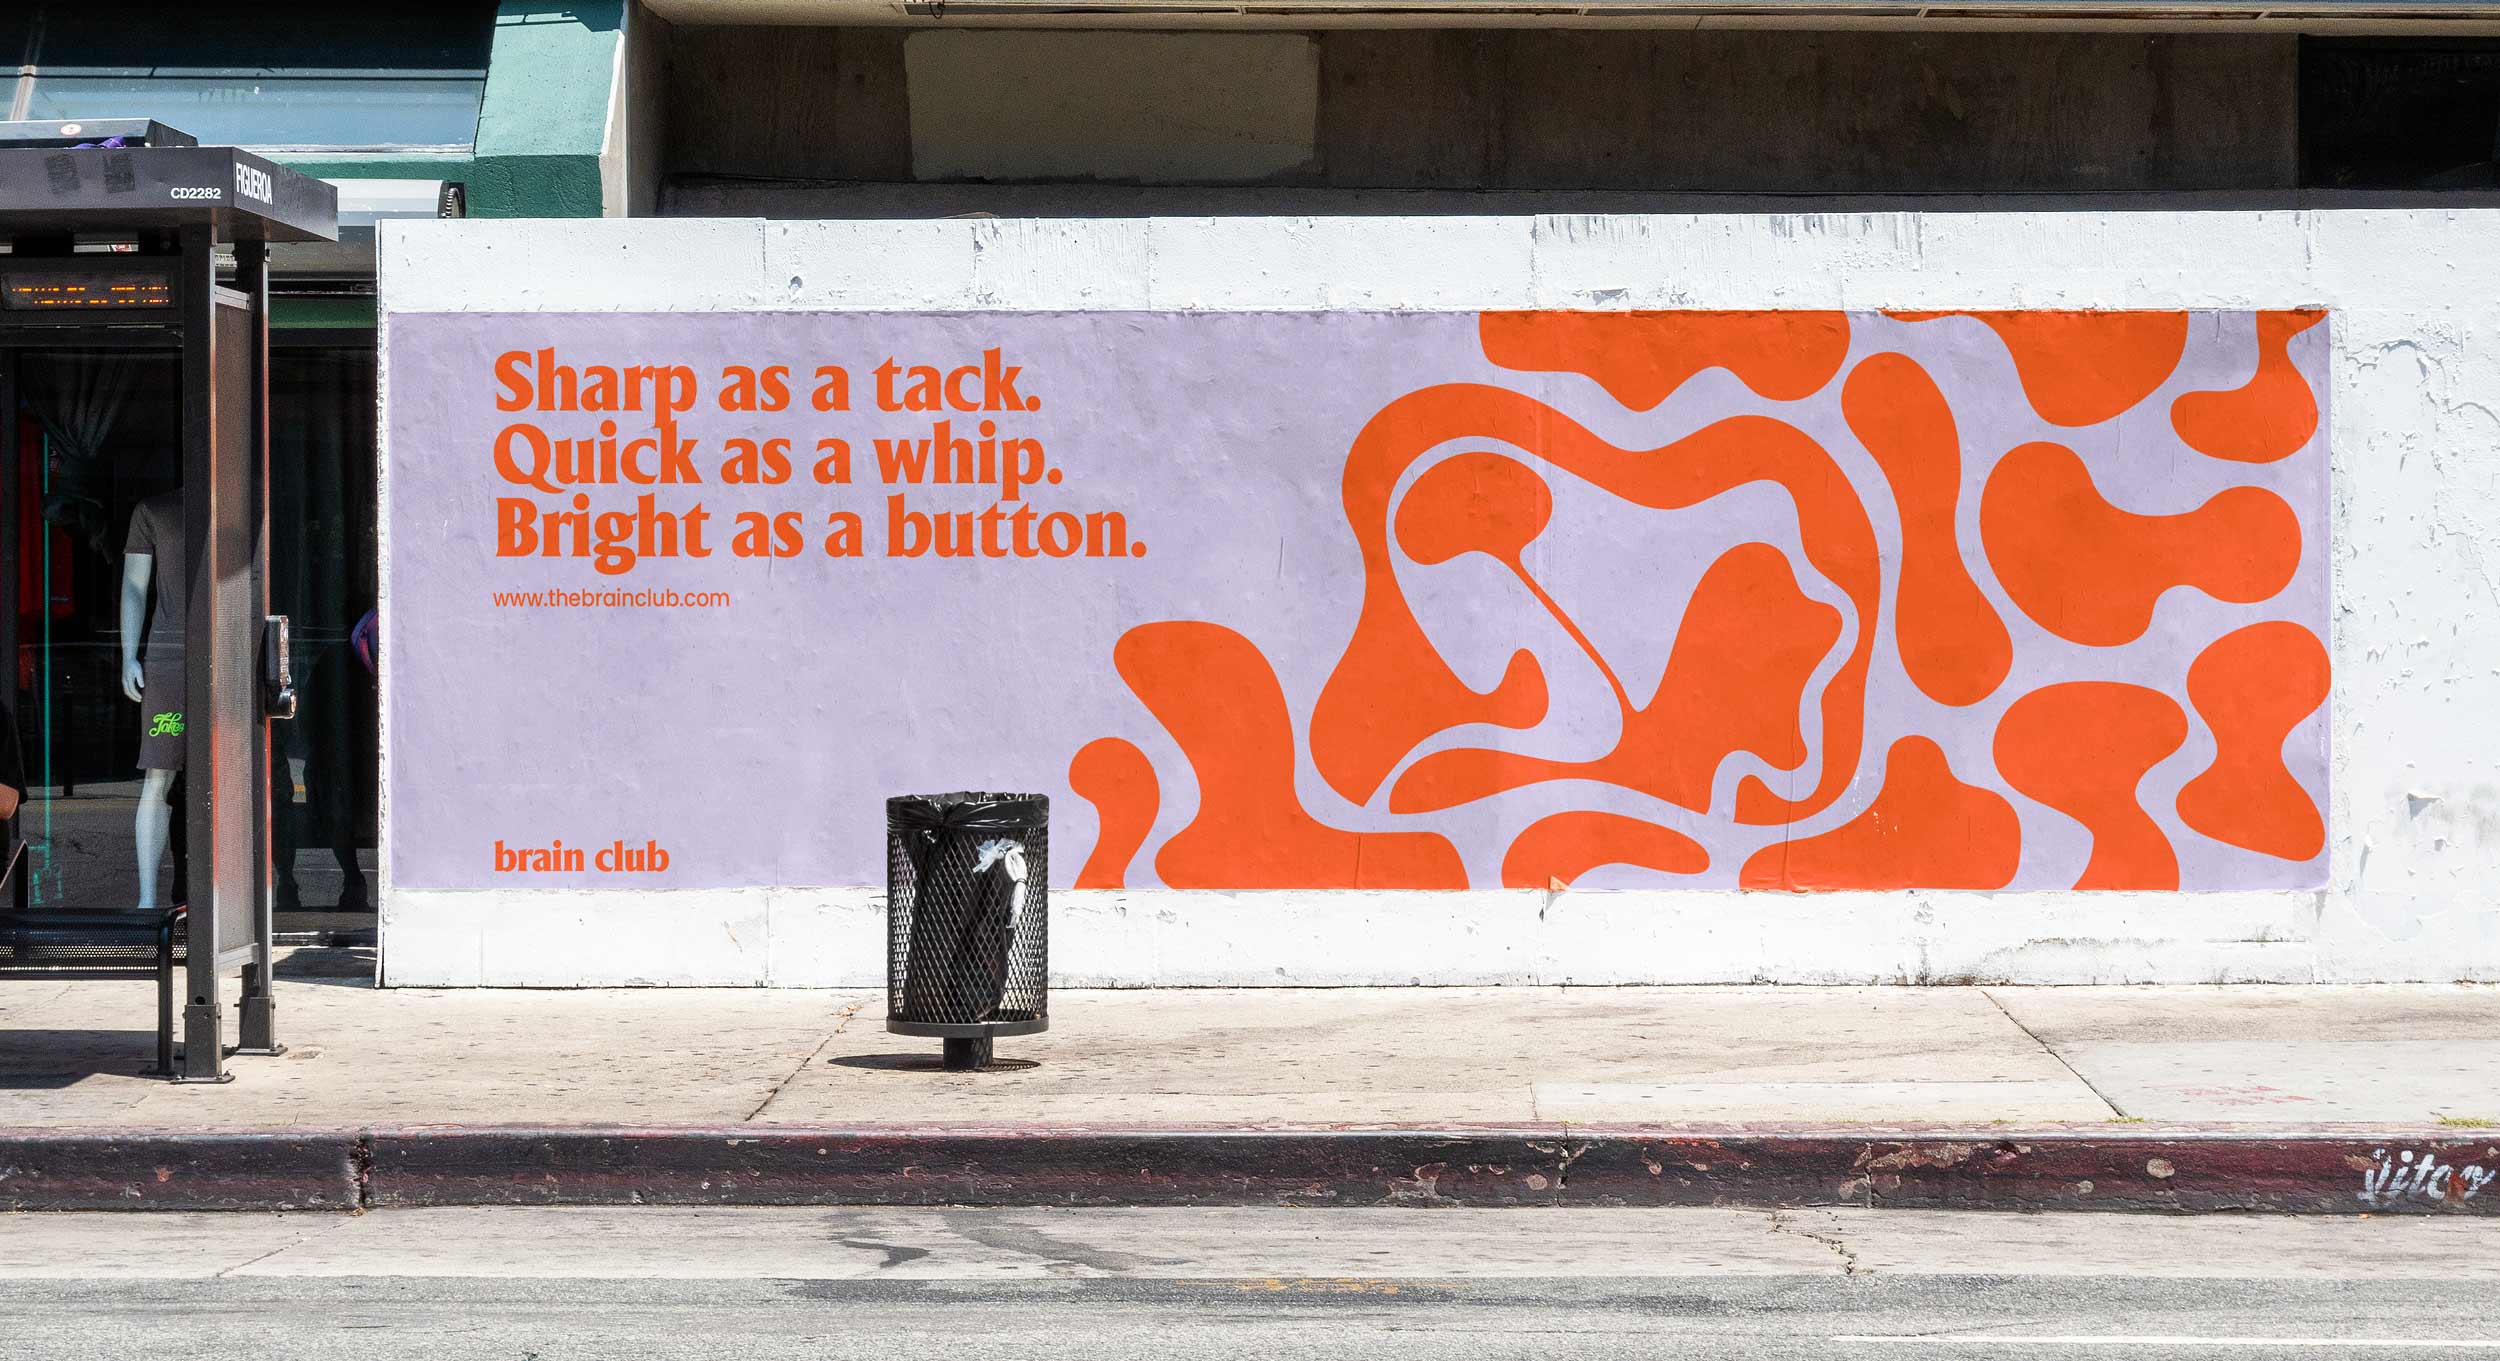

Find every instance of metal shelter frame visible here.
[0,119,335,1082]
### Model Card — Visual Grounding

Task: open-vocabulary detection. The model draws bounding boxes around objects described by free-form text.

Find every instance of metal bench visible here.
[0,844,187,1076]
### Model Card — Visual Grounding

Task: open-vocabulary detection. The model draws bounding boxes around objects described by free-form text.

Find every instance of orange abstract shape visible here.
[1500,811,1708,889]
[1315,388,1878,827]
[1396,452,1554,566]
[1480,310,1851,410]
[1842,353,2011,706]
[1739,737,2021,891]
[1068,737,1159,889]
[1900,311,2189,428]
[1398,451,1643,714]
[1980,442,2300,647]
[1391,543,1841,817]
[1115,620,1466,890]
[2169,311,2326,464]
[2175,622,2329,862]
[1994,682,2188,890]
[1309,390,1555,812]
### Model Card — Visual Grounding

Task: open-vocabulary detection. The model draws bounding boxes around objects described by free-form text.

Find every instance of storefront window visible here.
[8,338,378,935]
[270,339,380,924]
[27,77,488,153]
[7,3,496,152]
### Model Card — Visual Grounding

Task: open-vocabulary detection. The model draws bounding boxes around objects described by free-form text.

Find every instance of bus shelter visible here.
[0,119,335,1081]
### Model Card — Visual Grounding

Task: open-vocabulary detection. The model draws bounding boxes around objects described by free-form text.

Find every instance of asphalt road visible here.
[4,1206,2495,1360]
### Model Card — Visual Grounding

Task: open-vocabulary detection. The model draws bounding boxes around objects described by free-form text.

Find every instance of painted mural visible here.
[387,309,2329,893]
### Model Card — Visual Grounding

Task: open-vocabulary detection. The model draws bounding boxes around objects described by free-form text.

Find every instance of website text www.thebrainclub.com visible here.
[491,587,733,609]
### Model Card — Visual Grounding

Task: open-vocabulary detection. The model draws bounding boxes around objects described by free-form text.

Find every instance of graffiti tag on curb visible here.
[2358,1148,2497,1207]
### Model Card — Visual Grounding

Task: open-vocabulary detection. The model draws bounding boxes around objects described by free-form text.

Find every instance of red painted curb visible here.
[0,1131,361,1211]
[6,1126,2491,1213]
[356,1127,2500,1215]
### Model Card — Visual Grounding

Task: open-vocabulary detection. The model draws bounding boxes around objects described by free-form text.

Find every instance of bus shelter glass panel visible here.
[14,349,185,914]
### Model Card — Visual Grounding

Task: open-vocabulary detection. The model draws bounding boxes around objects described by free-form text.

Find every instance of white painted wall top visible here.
[380,210,2500,314]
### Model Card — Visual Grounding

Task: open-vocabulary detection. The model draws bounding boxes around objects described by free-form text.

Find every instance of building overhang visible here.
[642,0,2500,28]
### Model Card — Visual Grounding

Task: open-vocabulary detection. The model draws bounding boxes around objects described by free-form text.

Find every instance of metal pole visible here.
[0,351,20,921]
[233,237,280,1057]
[175,221,226,1083]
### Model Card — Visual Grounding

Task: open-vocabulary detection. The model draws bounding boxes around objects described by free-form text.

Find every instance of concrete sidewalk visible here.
[3,958,2495,1213]
[7,959,2495,1127]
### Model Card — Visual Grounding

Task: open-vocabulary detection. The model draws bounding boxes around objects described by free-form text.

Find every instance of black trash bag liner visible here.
[891,793,1045,1025]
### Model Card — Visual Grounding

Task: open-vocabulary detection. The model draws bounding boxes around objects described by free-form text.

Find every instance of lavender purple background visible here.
[384,311,2330,891]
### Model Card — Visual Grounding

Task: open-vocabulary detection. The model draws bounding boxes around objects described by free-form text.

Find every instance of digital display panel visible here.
[1,265,174,310]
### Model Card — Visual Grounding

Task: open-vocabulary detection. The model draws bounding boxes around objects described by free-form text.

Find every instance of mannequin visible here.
[120,490,185,912]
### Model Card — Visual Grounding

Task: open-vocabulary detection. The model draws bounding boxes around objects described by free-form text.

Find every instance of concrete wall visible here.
[616,1,673,216]
[663,28,2300,195]
[474,1,628,218]
[376,209,2500,987]
[906,32,1320,182]
[663,26,909,183]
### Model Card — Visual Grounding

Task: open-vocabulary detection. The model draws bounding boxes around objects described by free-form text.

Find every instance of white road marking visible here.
[1834,1337,2500,1349]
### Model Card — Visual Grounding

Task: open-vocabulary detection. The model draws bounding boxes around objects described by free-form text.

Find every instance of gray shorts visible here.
[137,648,185,771]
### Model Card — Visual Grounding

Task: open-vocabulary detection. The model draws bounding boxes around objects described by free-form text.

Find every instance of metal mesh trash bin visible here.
[886,791,1048,1070]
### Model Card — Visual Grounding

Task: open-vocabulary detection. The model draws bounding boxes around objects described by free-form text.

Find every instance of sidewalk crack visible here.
[1768,1206,1865,1277]
[215,1213,356,1278]
[1979,987,2129,1119]
[745,1001,863,1122]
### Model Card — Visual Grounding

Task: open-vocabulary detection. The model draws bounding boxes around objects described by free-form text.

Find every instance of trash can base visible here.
[942,1036,993,1071]
[887,1014,1049,1039]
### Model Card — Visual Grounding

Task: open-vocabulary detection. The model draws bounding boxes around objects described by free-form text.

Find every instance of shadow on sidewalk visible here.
[0,1029,157,1086]
[274,946,377,986]
[829,1053,1040,1074]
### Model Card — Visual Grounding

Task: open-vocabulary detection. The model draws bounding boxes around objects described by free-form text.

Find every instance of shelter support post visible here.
[233,240,280,1057]
[175,222,227,1083]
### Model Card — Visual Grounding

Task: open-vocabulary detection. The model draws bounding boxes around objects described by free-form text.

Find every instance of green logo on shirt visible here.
[147,712,184,737]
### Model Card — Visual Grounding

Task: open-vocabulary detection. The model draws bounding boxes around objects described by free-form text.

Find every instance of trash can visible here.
[886,791,1049,1070]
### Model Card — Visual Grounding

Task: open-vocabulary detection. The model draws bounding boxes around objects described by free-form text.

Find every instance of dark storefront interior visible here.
[8,337,377,938]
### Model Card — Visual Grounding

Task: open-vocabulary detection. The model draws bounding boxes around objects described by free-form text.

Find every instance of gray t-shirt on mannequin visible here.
[125,491,187,653]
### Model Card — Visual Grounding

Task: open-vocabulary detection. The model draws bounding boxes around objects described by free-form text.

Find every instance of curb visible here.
[0,1131,360,1211]
[6,1127,2493,1214]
